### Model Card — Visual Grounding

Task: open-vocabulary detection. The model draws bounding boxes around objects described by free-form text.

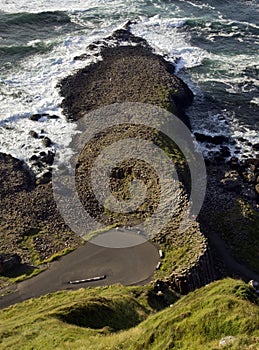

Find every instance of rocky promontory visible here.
[1,27,258,295]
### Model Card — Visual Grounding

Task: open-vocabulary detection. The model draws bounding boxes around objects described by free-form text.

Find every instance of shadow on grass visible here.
[2,264,37,278]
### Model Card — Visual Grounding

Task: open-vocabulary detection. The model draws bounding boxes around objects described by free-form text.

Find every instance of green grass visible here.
[0,279,258,350]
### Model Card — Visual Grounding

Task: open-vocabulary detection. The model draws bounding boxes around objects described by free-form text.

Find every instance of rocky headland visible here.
[0,28,258,295]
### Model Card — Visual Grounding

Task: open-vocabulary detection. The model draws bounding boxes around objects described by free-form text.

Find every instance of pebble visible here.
[29,130,38,139]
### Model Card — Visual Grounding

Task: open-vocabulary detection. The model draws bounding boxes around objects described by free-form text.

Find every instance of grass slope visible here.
[0,279,258,350]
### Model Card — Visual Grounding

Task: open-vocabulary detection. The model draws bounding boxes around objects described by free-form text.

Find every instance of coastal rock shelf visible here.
[59,29,193,126]
[2,28,258,297]
[58,28,215,292]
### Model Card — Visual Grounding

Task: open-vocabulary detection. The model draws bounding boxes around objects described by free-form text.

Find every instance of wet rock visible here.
[41,151,55,165]
[220,171,242,192]
[74,53,92,61]
[35,178,48,185]
[0,153,35,195]
[29,113,49,121]
[194,133,229,145]
[36,171,52,185]
[220,145,231,159]
[59,29,193,126]
[30,154,39,162]
[241,186,257,200]
[88,43,98,51]
[228,156,240,170]
[29,113,59,121]
[106,28,148,46]
[41,137,52,147]
[29,130,38,138]
[253,143,259,151]
[48,115,59,120]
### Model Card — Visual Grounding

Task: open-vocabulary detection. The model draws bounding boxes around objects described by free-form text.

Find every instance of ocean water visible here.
[0,0,258,168]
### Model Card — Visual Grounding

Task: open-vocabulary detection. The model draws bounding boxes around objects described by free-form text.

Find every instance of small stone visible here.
[29,113,49,121]
[255,184,259,195]
[220,146,231,158]
[30,154,39,161]
[220,178,242,192]
[88,43,98,51]
[241,187,257,200]
[249,164,256,172]
[42,137,52,147]
[194,133,229,145]
[29,130,38,138]
[41,151,55,165]
[36,177,50,185]
[253,143,259,151]
[48,115,59,120]
[219,336,237,347]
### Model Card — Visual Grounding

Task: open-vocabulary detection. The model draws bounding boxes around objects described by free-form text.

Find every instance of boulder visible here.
[59,29,193,126]
[29,113,59,121]
[41,136,52,148]
[29,130,38,138]
[0,153,35,196]
[194,133,229,145]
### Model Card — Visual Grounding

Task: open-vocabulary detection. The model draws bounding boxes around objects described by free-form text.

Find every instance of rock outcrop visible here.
[59,29,193,127]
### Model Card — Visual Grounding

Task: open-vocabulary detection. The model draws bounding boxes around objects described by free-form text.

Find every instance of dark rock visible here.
[74,53,92,61]
[31,160,44,169]
[0,153,35,195]
[29,130,38,138]
[194,133,229,145]
[42,171,52,179]
[243,158,259,168]
[106,28,148,46]
[41,137,52,147]
[41,151,55,165]
[29,113,59,121]
[0,253,22,274]
[241,186,257,200]
[252,143,259,151]
[36,177,51,185]
[249,164,256,172]
[29,113,49,121]
[220,171,242,192]
[36,171,52,185]
[59,29,193,127]
[220,146,231,158]
[87,43,98,51]
[48,115,59,120]
[213,153,226,163]
[220,179,242,192]
[30,154,39,162]
[228,157,240,170]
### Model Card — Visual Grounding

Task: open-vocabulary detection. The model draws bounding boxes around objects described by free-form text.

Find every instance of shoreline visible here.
[0,28,258,298]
